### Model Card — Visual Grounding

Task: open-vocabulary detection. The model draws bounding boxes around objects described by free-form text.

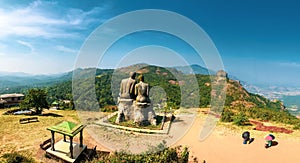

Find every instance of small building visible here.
[46,121,87,163]
[50,101,59,110]
[0,93,24,108]
[0,99,7,108]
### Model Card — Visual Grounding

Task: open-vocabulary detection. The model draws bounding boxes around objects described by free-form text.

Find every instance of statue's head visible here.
[129,72,136,79]
[138,75,144,82]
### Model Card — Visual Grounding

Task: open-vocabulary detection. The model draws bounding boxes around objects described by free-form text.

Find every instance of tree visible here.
[21,89,49,114]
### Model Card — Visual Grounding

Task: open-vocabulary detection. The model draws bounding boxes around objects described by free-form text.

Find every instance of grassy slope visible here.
[0,108,80,161]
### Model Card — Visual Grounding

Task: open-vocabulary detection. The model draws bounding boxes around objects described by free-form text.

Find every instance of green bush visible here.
[101,105,118,112]
[1,152,35,163]
[245,107,300,128]
[96,145,193,163]
[233,113,249,126]
[220,108,234,122]
[293,124,300,130]
[180,146,189,163]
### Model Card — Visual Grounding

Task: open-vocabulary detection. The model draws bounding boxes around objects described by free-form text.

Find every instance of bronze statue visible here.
[135,75,150,103]
[119,72,137,99]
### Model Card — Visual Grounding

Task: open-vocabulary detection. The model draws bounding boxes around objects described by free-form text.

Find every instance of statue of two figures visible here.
[116,72,156,126]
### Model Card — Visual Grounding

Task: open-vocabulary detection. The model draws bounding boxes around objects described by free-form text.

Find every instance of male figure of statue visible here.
[120,72,137,100]
[116,72,137,123]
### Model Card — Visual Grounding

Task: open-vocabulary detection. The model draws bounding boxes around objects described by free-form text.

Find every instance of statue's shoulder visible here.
[139,82,149,87]
[121,78,128,82]
[130,78,136,82]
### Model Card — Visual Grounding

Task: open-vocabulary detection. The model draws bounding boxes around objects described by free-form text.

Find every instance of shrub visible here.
[180,146,189,163]
[1,152,35,163]
[233,113,249,126]
[293,124,300,130]
[220,108,234,122]
[96,145,193,163]
[101,105,118,112]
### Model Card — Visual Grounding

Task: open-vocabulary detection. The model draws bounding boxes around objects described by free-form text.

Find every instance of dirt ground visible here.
[174,113,300,163]
[1,108,300,163]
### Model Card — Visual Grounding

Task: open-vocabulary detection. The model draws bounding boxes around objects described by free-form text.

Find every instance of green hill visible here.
[3,64,299,127]
[45,64,282,111]
[0,72,72,94]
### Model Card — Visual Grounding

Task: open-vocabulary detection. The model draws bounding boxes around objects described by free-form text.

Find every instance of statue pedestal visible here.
[115,98,134,124]
[116,99,157,126]
[133,101,156,126]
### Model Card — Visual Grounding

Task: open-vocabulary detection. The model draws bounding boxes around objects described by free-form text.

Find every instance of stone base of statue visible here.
[116,98,157,126]
[115,98,134,124]
[133,101,157,126]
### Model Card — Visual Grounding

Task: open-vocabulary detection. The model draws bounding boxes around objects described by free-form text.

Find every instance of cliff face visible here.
[225,79,282,109]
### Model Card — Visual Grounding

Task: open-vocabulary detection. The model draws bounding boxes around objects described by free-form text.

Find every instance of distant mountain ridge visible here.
[0,71,32,77]
[0,71,72,93]
[174,64,213,75]
[0,64,214,93]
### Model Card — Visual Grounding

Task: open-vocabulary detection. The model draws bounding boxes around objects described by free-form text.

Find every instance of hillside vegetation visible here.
[3,64,299,127]
[46,65,281,110]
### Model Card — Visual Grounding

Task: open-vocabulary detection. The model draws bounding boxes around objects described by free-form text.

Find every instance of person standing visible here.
[242,131,250,144]
[265,134,275,148]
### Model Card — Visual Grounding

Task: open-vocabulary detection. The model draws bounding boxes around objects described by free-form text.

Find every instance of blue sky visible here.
[0,0,300,86]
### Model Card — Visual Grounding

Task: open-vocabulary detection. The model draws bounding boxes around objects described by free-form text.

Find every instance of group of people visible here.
[242,131,275,148]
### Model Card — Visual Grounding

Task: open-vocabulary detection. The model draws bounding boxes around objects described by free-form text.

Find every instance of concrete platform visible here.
[46,139,87,163]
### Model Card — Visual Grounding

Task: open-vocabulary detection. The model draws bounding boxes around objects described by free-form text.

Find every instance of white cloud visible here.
[0,0,106,39]
[56,45,78,54]
[17,40,35,54]
[0,42,6,49]
[0,1,109,74]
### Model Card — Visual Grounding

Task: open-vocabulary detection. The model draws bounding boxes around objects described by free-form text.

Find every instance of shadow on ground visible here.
[40,113,63,117]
